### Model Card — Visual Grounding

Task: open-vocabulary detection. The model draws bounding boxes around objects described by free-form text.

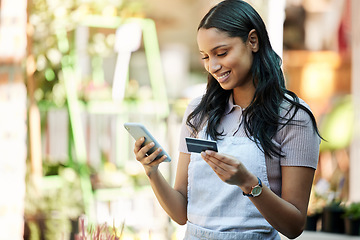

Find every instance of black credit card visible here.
[185,137,218,153]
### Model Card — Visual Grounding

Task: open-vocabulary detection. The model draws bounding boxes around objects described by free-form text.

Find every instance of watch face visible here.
[252,186,262,197]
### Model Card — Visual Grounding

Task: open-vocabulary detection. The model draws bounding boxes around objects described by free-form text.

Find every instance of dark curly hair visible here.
[186,0,321,158]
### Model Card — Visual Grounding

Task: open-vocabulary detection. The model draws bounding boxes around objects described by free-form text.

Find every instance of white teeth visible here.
[216,72,230,80]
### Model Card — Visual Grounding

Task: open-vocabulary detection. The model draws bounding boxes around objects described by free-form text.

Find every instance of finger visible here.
[145,148,167,165]
[149,153,168,165]
[206,159,228,178]
[201,152,227,175]
[205,150,235,166]
[147,147,162,161]
[202,151,230,168]
[134,137,145,153]
[135,140,155,163]
[138,141,155,157]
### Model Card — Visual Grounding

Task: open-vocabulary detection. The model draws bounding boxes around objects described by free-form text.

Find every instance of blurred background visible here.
[0,0,359,239]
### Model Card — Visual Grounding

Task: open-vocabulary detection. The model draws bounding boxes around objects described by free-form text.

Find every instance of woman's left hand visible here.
[201,150,254,187]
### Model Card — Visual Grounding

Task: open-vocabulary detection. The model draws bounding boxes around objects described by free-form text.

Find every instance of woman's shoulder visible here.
[184,95,203,114]
[280,95,313,122]
[179,95,204,140]
[277,96,320,168]
[188,95,203,107]
[280,94,309,109]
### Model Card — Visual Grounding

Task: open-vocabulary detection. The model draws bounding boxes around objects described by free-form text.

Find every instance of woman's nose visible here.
[208,59,221,73]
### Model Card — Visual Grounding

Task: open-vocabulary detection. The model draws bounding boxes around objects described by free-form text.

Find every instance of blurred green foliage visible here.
[344,202,360,220]
[24,163,85,239]
[29,0,146,106]
[319,95,354,152]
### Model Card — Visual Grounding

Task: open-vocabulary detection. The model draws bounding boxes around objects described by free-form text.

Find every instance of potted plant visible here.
[24,163,85,240]
[321,199,345,234]
[343,202,360,235]
[305,187,327,231]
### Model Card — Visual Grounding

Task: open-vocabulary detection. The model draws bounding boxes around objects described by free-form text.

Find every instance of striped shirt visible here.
[178,94,321,196]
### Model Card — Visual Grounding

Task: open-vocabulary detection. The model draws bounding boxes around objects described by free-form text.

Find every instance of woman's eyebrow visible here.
[199,45,227,54]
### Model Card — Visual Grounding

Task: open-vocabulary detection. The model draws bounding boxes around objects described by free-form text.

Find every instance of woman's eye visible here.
[201,56,209,60]
[217,52,227,57]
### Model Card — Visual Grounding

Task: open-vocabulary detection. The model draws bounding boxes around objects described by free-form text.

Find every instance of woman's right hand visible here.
[134,137,168,177]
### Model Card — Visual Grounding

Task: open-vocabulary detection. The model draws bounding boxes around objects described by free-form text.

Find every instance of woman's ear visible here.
[247,29,259,53]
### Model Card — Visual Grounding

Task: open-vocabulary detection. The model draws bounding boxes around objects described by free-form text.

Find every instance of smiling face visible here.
[197,28,258,92]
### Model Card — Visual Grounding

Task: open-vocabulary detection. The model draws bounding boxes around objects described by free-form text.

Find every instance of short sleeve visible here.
[178,97,202,153]
[277,100,321,169]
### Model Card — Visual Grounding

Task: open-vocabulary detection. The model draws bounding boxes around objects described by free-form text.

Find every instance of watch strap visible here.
[243,177,262,197]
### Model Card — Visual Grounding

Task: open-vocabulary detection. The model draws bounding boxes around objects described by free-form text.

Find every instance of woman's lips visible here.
[215,71,230,83]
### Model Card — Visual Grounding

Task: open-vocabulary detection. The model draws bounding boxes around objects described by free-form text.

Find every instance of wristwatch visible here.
[243,177,262,197]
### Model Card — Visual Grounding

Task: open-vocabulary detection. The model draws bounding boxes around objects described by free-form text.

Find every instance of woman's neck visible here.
[232,85,256,109]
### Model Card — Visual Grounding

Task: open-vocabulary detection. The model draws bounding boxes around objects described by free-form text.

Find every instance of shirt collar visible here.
[225,94,236,115]
[225,93,246,115]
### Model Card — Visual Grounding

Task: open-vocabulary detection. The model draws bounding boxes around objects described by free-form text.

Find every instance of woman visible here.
[133,0,321,239]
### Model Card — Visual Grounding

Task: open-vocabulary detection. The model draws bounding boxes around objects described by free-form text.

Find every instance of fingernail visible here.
[201,151,206,157]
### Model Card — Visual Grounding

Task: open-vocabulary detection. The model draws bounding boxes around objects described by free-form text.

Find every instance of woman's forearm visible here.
[249,186,305,239]
[246,167,314,239]
[132,138,188,224]
[147,169,188,225]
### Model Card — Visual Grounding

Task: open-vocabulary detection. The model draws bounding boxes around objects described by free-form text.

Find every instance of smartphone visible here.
[185,137,218,153]
[124,122,171,162]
